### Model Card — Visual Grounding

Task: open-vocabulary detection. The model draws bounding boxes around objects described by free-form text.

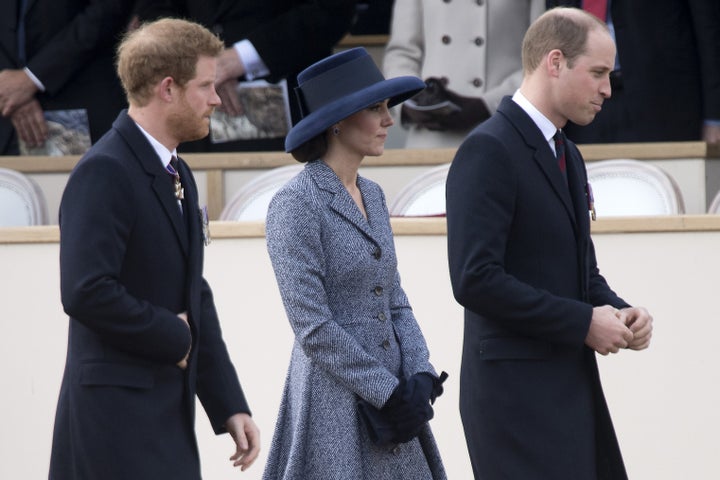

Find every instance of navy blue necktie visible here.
[554,130,568,183]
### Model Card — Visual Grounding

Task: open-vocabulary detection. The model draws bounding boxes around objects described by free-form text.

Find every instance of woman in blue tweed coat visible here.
[262,48,447,479]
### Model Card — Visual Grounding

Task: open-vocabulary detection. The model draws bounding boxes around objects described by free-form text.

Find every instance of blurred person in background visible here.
[136,0,357,152]
[0,0,134,155]
[383,0,545,148]
[547,0,720,145]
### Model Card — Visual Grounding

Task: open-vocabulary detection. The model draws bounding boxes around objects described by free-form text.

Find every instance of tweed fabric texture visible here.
[262,160,446,479]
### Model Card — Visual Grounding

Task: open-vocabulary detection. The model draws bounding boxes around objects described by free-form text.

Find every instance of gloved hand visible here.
[421,371,449,404]
[357,372,448,447]
[381,378,434,443]
[401,77,490,132]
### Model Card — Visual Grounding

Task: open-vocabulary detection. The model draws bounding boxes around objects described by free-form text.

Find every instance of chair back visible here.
[389,163,450,217]
[586,159,685,216]
[219,164,303,221]
[707,190,720,214]
[0,168,49,226]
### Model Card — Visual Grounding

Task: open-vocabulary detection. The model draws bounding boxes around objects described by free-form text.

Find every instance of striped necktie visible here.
[166,156,184,214]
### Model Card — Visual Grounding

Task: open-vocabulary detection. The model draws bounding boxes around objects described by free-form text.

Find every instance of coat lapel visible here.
[532,144,577,228]
[307,161,378,244]
[112,111,189,255]
[498,98,577,229]
[565,144,591,235]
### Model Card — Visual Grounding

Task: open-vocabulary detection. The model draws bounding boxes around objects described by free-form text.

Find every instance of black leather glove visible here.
[402,77,490,132]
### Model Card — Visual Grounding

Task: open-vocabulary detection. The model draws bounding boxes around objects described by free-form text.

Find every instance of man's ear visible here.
[546,49,564,78]
[158,76,175,102]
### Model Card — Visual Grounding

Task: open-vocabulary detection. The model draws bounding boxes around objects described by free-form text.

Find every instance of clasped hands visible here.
[0,68,47,147]
[586,305,653,355]
[379,371,447,444]
[214,48,246,117]
[401,77,490,132]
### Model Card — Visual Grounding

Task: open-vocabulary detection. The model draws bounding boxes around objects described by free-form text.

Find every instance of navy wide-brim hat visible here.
[285,47,425,152]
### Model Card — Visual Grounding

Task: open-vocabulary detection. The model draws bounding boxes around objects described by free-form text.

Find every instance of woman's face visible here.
[335,99,394,158]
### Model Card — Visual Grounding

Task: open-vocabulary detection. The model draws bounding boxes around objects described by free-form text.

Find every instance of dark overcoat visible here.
[446,97,630,479]
[49,111,250,479]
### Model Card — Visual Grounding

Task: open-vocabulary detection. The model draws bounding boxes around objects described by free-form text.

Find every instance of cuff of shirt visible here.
[233,40,270,81]
[23,67,45,92]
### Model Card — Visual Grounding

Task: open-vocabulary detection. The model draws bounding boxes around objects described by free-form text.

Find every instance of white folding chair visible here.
[219,164,303,221]
[586,159,685,216]
[388,163,450,217]
[0,168,49,226]
[707,190,720,214]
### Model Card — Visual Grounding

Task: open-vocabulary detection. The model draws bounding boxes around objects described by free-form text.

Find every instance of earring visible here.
[333,126,340,136]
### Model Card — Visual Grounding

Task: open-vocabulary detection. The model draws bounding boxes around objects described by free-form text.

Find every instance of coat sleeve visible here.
[59,154,191,364]
[195,277,252,433]
[382,0,423,80]
[266,186,400,408]
[242,0,356,81]
[26,0,134,96]
[377,187,437,378]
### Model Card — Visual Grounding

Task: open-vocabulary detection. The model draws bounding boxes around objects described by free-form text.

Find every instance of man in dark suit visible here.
[136,0,357,152]
[547,0,720,144]
[446,8,653,479]
[49,18,260,479]
[0,0,133,154]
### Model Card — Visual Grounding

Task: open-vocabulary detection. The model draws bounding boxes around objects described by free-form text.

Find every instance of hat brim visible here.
[285,76,425,152]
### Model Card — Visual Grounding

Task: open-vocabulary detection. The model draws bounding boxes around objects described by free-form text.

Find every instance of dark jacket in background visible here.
[547,0,720,143]
[0,0,132,154]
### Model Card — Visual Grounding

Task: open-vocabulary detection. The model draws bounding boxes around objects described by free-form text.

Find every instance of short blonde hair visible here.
[116,18,224,106]
[522,7,608,73]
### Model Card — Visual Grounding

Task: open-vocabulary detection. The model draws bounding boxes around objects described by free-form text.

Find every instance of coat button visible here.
[476,0,484,5]
[441,35,451,45]
[472,78,483,88]
[377,312,387,321]
[374,286,383,296]
[392,445,401,454]
[382,339,391,350]
[372,247,381,260]
[474,37,484,47]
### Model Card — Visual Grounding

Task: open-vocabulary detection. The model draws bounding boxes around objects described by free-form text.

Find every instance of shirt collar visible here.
[134,122,178,168]
[512,89,559,146]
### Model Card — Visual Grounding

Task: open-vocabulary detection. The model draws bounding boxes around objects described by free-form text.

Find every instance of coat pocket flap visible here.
[478,337,551,360]
[80,363,155,389]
